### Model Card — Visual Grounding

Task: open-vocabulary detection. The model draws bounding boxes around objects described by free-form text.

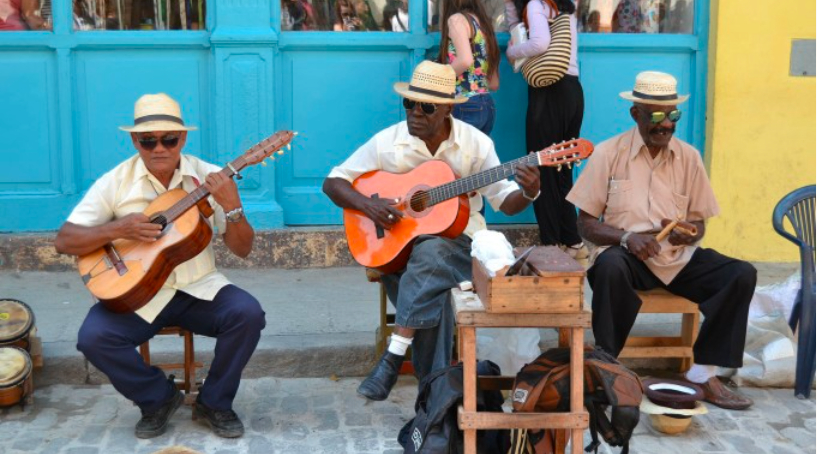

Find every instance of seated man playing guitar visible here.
[54,93,265,439]
[323,61,541,401]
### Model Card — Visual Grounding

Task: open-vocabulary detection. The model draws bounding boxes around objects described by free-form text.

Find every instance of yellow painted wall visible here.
[704,0,816,262]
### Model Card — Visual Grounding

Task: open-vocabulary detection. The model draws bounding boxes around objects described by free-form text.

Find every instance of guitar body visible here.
[77,188,213,313]
[344,160,470,274]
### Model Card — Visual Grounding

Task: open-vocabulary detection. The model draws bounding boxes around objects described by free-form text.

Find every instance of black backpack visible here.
[398,361,508,454]
[510,347,643,454]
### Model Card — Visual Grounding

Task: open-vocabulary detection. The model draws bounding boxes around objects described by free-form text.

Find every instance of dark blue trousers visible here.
[77,285,265,413]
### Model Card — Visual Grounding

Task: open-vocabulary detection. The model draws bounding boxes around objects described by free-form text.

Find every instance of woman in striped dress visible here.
[505,0,587,260]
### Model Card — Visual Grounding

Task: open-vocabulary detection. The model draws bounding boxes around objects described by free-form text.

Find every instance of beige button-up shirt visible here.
[566,127,720,284]
[328,117,520,238]
[67,154,231,323]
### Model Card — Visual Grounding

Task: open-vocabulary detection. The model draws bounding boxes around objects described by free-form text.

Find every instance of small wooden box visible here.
[471,246,584,313]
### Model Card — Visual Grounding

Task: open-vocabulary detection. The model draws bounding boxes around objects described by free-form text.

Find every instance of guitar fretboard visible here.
[422,153,541,207]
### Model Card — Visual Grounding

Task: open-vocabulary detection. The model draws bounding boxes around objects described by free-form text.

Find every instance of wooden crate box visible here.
[471,246,584,313]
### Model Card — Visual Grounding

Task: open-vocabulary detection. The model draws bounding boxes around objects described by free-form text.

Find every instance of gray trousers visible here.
[380,234,472,381]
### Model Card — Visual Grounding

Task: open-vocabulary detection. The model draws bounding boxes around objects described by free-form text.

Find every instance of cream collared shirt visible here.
[566,127,720,284]
[67,154,231,323]
[327,117,520,238]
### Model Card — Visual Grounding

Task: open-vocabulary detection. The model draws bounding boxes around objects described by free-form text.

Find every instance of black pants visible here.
[588,247,757,368]
[526,75,584,246]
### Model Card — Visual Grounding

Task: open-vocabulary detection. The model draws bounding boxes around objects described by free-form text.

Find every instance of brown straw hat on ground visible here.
[119,93,198,133]
[619,71,689,106]
[394,61,468,105]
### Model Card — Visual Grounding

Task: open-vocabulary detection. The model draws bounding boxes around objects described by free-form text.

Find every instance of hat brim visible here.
[394,82,468,105]
[639,395,708,416]
[119,121,198,133]
[620,92,689,106]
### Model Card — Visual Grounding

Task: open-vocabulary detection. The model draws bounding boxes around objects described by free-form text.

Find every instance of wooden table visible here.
[451,288,590,454]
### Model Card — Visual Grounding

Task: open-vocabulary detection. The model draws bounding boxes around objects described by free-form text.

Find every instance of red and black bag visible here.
[509,346,643,454]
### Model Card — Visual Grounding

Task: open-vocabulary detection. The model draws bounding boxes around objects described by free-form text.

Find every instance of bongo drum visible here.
[0,346,33,407]
[0,299,35,351]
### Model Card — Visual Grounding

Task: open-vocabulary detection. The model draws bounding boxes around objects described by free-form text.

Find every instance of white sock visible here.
[685,364,716,384]
[387,334,412,356]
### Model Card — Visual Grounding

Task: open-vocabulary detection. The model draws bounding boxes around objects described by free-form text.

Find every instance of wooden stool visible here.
[366,268,416,375]
[618,289,700,372]
[139,326,203,405]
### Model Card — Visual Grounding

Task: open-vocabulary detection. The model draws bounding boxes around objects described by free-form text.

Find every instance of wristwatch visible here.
[523,189,541,202]
[225,206,245,223]
[620,231,633,251]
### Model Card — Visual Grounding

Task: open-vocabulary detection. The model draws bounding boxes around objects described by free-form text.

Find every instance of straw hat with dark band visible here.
[394,61,468,105]
[119,93,198,133]
[620,71,689,106]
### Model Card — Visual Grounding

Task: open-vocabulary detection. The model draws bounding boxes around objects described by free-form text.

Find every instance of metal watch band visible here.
[523,189,541,202]
[225,207,244,223]
[620,231,633,250]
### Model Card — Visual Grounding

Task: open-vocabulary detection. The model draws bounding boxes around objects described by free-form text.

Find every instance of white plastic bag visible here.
[470,230,515,277]
[476,328,541,375]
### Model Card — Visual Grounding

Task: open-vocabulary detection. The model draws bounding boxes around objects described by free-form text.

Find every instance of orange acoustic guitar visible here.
[344,138,594,274]
[77,131,296,314]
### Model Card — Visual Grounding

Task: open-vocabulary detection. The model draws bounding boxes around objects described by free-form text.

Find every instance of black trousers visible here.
[526,75,584,246]
[588,247,757,368]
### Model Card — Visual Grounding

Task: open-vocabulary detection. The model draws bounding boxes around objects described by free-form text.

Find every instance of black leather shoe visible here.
[135,388,184,439]
[194,397,245,438]
[357,350,403,401]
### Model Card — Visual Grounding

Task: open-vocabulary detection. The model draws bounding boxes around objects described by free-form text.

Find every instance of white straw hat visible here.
[119,93,198,133]
[394,61,467,105]
[620,71,689,106]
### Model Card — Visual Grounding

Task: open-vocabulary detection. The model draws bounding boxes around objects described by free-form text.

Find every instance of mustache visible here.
[651,126,675,134]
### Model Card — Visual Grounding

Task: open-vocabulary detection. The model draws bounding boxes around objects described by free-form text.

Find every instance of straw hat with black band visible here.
[119,93,198,133]
[393,61,468,105]
[620,71,689,106]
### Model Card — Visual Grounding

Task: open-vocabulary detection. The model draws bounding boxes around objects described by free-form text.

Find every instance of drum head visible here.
[0,299,33,343]
[0,347,31,386]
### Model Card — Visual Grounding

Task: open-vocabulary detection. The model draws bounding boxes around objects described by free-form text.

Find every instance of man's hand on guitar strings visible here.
[514,164,540,199]
[362,196,403,230]
[205,172,242,212]
[112,213,162,242]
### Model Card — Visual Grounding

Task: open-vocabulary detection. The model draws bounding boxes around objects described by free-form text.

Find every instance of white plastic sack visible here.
[718,273,800,387]
[470,230,515,277]
[476,328,541,376]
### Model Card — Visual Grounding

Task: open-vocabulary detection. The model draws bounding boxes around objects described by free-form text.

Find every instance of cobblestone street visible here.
[0,376,813,454]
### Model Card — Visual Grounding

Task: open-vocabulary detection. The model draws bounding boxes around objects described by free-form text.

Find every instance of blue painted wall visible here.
[0,0,709,232]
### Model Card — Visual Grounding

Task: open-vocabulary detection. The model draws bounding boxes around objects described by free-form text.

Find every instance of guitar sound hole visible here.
[410,191,429,212]
[151,215,168,231]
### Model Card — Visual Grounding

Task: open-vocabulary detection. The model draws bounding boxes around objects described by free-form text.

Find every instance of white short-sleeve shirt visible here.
[67,154,232,323]
[328,117,520,238]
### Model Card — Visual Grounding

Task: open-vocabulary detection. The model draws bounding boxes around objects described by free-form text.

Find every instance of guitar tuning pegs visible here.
[279,149,285,154]
[576,160,582,167]
[567,162,572,169]
[293,131,299,136]
[557,164,562,171]
[269,156,275,161]
[261,161,267,167]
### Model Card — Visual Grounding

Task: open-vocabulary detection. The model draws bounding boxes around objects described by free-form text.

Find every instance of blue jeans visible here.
[77,285,265,412]
[452,93,496,136]
[380,235,472,381]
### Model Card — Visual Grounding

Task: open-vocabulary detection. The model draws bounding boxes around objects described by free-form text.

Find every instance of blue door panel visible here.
[0,52,57,190]
[278,51,408,225]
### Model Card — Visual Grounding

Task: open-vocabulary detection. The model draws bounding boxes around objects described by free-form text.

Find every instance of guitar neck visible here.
[425,153,540,206]
[160,158,244,223]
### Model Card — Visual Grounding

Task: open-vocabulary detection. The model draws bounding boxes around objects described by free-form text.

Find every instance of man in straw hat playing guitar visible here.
[55,93,265,438]
[323,61,541,401]
[567,71,756,410]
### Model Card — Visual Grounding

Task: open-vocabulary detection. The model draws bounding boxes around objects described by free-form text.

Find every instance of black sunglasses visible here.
[138,134,181,150]
[403,98,437,115]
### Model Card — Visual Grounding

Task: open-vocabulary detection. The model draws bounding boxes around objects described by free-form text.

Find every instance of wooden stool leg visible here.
[680,312,699,372]
[184,330,194,393]
[570,327,584,454]
[139,342,151,365]
[462,326,477,454]
[377,282,388,357]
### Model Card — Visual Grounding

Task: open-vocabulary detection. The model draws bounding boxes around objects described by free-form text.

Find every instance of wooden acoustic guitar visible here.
[77,131,296,313]
[343,139,594,274]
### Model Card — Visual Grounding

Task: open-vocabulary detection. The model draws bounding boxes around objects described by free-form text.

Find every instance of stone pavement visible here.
[0,377,813,454]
